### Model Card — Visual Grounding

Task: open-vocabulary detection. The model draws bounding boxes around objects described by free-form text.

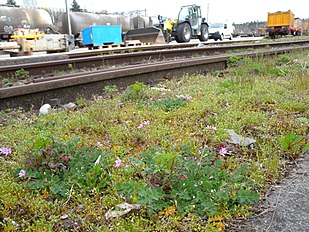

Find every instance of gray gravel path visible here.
[227,153,309,231]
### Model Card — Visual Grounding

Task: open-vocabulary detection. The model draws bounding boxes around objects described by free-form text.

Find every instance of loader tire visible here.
[199,24,209,41]
[175,23,191,43]
[220,33,224,41]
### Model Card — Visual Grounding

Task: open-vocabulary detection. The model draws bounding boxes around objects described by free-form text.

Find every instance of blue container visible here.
[82,25,122,46]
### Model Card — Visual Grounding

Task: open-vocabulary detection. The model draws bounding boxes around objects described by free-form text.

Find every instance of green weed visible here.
[149,97,188,112]
[17,138,112,198]
[75,97,88,107]
[279,132,309,159]
[276,54,292,65]
[15,68,29,78]
[122,82,146,101]
[227,55,241,67]
[118,146,259,216]
[67,63,74,71]
[293,64,309,91]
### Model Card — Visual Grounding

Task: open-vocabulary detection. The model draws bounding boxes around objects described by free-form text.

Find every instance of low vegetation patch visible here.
[0,51,308,231]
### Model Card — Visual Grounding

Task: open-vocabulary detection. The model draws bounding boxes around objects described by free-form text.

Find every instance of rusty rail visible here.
[0,40,308,78]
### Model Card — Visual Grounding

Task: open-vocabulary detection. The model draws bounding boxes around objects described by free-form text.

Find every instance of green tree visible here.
[6,0,16,5]
[70,0,82,12]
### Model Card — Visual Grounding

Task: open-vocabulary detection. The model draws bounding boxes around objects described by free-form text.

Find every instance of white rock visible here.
[60,214,69,220]
[62,102,77,111]
[39,104,51,115]
[197,43,206,47]
[226,129,256,147]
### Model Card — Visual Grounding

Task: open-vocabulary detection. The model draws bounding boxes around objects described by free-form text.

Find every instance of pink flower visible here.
[0,147,12,155]
[179,174,188,180]
[115,157,122,168]
[219,147,228,156]
[18,169,26,178]
[97,142,103,147]
[137,120,149,129]
[60,154,69,161]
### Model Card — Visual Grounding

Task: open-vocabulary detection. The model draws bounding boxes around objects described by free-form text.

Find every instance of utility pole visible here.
[65,0,72,35]
[207,3,209,22]
[301,18,304,36]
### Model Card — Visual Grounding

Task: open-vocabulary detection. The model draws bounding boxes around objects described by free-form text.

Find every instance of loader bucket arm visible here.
[125,26,165,44]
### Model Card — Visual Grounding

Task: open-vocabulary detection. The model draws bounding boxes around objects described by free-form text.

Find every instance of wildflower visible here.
[18,169,26,178]
[179,174,188,180]
[137,120,149,129]
[115,157,122,168]
[0,147,12,156]
[219,147,228,156]
[206,125,217,130]
[176,94,192,101]
[97,141,103,147]
[60,154,69,161]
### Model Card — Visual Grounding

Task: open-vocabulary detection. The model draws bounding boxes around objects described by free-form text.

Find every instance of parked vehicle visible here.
[266,10,301,38]
[157,4,209,43]
[209,22,233,41]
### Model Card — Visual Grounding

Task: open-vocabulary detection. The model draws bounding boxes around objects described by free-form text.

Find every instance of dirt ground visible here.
[226,152,309,231]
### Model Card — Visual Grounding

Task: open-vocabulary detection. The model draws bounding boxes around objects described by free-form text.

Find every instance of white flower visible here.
[206,125,217,130]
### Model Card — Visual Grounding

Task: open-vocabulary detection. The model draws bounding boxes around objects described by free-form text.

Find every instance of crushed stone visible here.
[227,152,309,231]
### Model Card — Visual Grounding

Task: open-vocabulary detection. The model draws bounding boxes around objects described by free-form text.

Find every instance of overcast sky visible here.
[3,0,309,23]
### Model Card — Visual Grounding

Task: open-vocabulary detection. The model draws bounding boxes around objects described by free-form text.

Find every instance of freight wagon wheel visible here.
[199,24,209,41]
[175,23,192,43]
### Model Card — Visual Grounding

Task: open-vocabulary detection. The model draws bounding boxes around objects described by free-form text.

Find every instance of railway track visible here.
[0,41,308,111]
[65,39,309,59]
[0,39,308,78]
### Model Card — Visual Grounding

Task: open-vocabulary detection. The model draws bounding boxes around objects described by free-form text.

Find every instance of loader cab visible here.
[178,5,202,31]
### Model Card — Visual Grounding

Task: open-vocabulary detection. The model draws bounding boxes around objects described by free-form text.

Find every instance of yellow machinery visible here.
[267,10,294,27]
[266,10,301,38]
[158,4,209,43]
[3,28,74,56]
[158,17,176,42]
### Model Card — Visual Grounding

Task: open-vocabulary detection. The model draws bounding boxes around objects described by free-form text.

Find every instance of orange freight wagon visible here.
[266,10,301,38]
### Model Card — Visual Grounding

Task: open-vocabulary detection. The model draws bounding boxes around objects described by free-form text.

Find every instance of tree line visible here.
[5,0,84,12]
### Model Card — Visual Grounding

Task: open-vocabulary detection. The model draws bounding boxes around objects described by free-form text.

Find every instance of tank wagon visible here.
[1,6,157,42]
[58,12,164,45]
[0,6,163,54]
[0,6,74,55]
[0,6,53,40]
[59,12,132,38]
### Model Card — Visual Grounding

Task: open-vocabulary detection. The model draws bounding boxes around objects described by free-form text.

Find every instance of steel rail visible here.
[1,45,308,111]
[66,39,309,58]
[0,40,308,78]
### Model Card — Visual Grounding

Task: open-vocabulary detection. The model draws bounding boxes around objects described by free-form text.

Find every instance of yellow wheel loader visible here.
[159,4,209,43]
